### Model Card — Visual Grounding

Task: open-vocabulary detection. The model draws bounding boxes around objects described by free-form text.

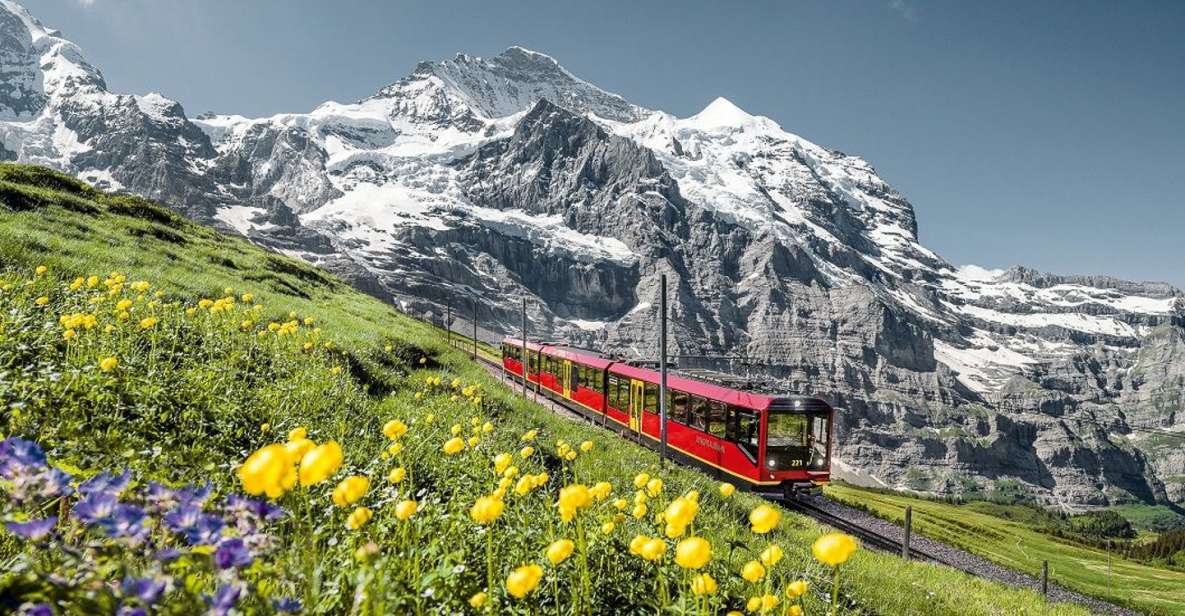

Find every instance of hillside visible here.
[0,0,1181,509]
[0,163,1095,614]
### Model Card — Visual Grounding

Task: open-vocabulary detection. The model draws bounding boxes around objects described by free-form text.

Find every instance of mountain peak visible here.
[687,96,756,129]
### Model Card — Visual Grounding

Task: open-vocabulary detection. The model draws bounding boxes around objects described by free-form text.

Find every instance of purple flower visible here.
[153,547,182,563]
[116,609,146,616]
[163,504,223,545]
[5,517,57,541]
[223,494,284,523]
[273,597,302,613]
[122,576,167,605]
[78,470,132,497]
[40,468,74,499]
[101,504,150,543]
[213,537,253,569]
[73,492,118,525]
[146,482,212,512]
[0,438,47,478]
[205,583,243,616]
[19,603,53,616]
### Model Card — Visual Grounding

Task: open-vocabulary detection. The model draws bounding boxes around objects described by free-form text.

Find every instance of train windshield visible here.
[764,411,829,471]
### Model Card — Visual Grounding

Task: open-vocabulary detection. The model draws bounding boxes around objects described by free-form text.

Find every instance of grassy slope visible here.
[0,164,1090,615]
[825,484,1185,615]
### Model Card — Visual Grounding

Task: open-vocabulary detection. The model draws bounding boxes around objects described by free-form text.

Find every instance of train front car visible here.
[762,396,834,497]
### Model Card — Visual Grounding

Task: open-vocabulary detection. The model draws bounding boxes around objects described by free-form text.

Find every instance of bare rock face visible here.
[2,0,1182,509]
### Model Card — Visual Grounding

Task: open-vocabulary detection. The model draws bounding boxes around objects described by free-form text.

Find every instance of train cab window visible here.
[707,401,728,438]
[765,411,830,471]
[644,383,658,412]
[734,410,759,459]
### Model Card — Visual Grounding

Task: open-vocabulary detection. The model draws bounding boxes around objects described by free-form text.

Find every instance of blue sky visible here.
[30,0,1185,289]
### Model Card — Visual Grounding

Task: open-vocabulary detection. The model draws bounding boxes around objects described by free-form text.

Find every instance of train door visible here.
[562,360,572,398]
[628,380,645,433]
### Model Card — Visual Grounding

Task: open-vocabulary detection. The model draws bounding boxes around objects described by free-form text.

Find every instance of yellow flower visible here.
[664,496,698,529]
[332,475,370,507]
[741,560,766,583]
[470,494,504,525]
[468,592,488,609]
[632,502,648,519]
[557,484,591,522]
[387,442,402,456]
[760,545,784,567]
[115,299,133,311]
[612,498,628,511]
[443,437,465,455]
[493,453,513,475]
[601,521,616,534]
[346,506,373,530]
[238,444,292,498]
[450,378,461,389]
[785,579,809,599]
[388,467,406,484]
[690,572,717,596]
[138,317,158,330]
[63,329,76,340]
[640,537,666,561]
[590,481,612,501]
[502,465,519,479]
[760,594,779,611]
[579,440,594,452]
[545,539,575,565]
[482,421,493,434]
[35,296,49,306]
[564,450,577,461]
[521,429,538,441]
[382,419,408,440]
[727,612,744,616]
[35,265,47,276]
[451,424,462,436]
[674,536,711,570]
[86,275,99,288]
[394,499,418,521]
[99,356,118,372]
[467,435,480,448]
[746,597,762,613]
[505,564,543,599]
[787,606,802,616]
[812,532,858,567]
[629,534,648,555]
[69,276,84,290]
[284,438,315,460]
[519,446,535,459]
[646,477,663,497]
[719,482,736,498]
[633,472,650,489]
[288,426,308,441]
[299,441,343,486]
[749,504,781,534]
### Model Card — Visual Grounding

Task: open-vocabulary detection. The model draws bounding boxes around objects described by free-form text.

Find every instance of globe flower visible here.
[138,317,158,330]
[579,440,594,452]
[787,606,803,616]
[674,536,711,569]
[470,495,504,525]
[545,539,575,565]
[503,465,519,479]
[238,444,291,498]
[288,427,308,441]
[812,532,858,567]
[749,504,781,534]
[467,436,480,448]
[519,446,535,459]
[394,500,417,521]
[690,572,717,596]
[493,453,512,475]
[505,564,544,599]
[99,356,119,372]
[741,560,766,583]
[521,429,538,441]
[382,420,408,440]
[640,537,666,561]
[601,521,616,534]
[299,441,343,486]
[388,467,406,484]
[629,534,648,556]
[387,442,402,456]
[332,476,370,507]
[514,476,535,496]
[746,597,762,613]
[482,421,493,433]
[346,506,373,530]
[645,477,663,497]
[284,438,315,460]
[785,579,809,599]
[468,592,488,609]
[719,482,736,498]
[761,594,779,611]
[633,473,650,489]
[451,424,462,436]
[665,496,698,529]
[761,545,784,567]
[34,296,49,306]
[443,437,465,455]
[632,502,648,519]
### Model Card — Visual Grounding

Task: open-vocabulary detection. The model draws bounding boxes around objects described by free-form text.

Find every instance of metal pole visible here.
[659,274,668,466]
[521,297,528,397]
[472,294,478,360]
[902,506,912,560]
[1041,560,1049,596]
[446,299,451,347]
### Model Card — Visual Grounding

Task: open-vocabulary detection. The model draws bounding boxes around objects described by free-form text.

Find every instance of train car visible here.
[499,337,833,496]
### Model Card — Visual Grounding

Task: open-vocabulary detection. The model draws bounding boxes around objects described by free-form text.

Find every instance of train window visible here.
[671,390,689,423]
[735,410,759,459]
[707,401,728,438]
[607,375,620,408]
[620,378,631,408]
[592,369,604,393]
[689,396,710,431]
[644,383,658,412]
[764,412,824,471]
[571,364,581,389]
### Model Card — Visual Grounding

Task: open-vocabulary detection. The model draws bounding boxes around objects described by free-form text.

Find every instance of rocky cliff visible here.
[1,0,1181,509]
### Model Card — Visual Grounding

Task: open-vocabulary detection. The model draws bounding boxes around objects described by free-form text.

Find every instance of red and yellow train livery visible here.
[500,338,833,496]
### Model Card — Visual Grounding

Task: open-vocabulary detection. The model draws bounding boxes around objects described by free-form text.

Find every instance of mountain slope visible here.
[1,0,1181,508]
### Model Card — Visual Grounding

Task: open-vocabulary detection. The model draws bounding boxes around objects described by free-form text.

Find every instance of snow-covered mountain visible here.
[2,1,1182,508]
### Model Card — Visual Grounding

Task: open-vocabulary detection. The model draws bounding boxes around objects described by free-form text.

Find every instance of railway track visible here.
[459,345,1138,615]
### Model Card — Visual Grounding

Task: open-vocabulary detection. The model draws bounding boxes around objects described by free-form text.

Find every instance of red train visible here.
[500,338,833,496]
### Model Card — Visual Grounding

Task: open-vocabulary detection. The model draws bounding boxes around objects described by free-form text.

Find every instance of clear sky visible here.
[29,0,1185,289]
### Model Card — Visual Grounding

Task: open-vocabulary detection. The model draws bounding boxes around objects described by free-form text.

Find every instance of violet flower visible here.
[5,517,57,541]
